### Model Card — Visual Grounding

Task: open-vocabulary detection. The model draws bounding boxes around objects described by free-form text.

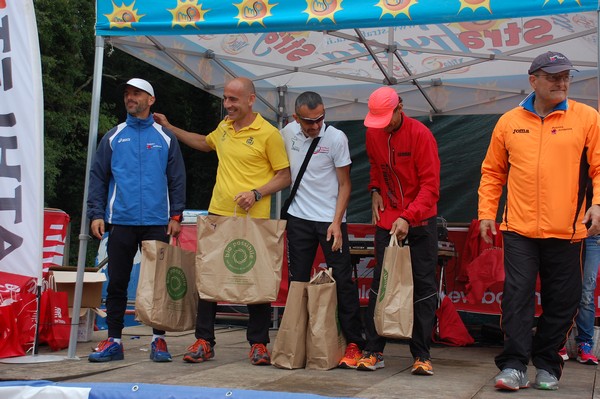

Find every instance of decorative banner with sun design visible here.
[103,1,145,29]
[376,0,418,20]
[168,0,209,29]
[544,0,582,5]
[234,0,276,27]
[458,0,492,14]
[96,0,597,36]
[304,0,343,23]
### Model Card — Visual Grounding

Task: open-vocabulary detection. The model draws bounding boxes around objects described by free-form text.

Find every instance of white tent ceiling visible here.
[96,2,599,122]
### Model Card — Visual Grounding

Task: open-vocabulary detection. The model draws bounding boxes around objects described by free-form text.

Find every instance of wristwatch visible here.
[251,189,263,201]
[170,214,183,223]
[370,187,381,196]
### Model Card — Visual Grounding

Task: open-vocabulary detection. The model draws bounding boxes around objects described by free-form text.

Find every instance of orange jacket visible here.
[478,96,600,240]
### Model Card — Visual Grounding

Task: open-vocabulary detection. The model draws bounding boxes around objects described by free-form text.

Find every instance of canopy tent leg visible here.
[68,35,106,360]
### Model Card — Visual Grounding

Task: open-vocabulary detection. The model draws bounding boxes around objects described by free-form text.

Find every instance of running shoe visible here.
[150,337,172,362]
[88,338,124,362]
[249,343,271,365]
[577,342,599,365]
[411,357,434,376]
[183,338,215,363]
[338,343,363,369]
[356,352,384,371]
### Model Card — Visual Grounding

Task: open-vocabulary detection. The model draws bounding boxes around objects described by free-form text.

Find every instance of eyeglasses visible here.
[297,113,325,125]
[534,74,573,83]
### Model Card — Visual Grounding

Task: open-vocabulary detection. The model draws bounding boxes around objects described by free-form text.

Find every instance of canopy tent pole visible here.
[275,85,288,215]
[68,35,105,359]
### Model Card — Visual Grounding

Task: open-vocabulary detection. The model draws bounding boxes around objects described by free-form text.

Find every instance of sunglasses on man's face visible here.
[297,113,325,125]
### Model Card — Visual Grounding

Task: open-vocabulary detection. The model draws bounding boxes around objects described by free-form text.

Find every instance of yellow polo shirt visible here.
[205,113,289,218]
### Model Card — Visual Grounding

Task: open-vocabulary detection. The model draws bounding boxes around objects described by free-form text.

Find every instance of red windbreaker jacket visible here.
[366,113,440,230]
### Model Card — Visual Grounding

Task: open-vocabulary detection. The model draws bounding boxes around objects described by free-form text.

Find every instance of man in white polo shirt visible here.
[280,91,365,369]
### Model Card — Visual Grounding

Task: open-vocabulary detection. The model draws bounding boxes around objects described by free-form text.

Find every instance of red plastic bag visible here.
[433,296,474,347]
[39,289,70,351]
[13,291,38,352]
[0,302,26,358]
[465,247,505,304]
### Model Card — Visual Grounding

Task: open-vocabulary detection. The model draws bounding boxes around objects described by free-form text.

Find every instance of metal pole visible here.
[67,35,105,359]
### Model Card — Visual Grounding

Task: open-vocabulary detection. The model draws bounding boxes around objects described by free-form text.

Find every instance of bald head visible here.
[225,77,256,96]
[223,77,257,128]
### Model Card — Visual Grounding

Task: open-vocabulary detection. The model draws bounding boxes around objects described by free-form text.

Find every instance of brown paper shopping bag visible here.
[374,235,414,339]
[271,281,309,369]
[136,240,198,331]
[306,269,346,370]
[196,214,286,304]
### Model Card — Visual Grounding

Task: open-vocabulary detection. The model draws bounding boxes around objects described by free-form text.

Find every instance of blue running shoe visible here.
[150,338,172,362]
[88,338,124,362]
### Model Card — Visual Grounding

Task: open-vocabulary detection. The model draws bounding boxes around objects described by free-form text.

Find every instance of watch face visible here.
[253,190,262,201]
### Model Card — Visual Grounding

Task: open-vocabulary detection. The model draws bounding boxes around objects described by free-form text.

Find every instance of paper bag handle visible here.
[233,203,252,218]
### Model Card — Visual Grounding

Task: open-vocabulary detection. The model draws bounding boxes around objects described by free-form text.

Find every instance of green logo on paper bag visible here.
[166,267,187,300]
[378,269,388,303]
[223,239,257,274]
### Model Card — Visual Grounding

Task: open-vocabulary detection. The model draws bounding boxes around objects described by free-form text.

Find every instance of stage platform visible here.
[1,322,598,398]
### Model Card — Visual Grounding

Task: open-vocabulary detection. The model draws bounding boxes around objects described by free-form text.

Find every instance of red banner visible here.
[180,223,599,316]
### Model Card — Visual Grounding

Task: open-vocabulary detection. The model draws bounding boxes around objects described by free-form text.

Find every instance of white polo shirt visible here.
[280,121,352,222]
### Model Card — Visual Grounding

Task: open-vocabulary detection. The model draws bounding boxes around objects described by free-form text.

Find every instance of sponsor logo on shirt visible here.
[550,126,573,135]
[146,142,162,150]
[246,137,254,145]
[117,137,131,143]
[512,128,530,134]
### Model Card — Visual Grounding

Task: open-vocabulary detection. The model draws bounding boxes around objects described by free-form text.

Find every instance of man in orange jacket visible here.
[478,51,600,391]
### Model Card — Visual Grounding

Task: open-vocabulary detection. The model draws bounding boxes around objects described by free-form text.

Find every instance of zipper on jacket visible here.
[387,133,404,210]
[139,123,144,223]
[536,117,543,236]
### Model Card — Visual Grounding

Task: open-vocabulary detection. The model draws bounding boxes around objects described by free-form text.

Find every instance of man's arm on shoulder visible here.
[153,112,212,152]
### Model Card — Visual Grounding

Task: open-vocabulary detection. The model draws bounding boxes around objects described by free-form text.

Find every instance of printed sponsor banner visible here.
[0,0,44,281]
[95,0,597,36]
[148,223,600,316]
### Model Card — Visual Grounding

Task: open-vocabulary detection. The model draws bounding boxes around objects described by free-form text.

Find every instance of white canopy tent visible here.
[94,2,600,121]
[68,0,600,357]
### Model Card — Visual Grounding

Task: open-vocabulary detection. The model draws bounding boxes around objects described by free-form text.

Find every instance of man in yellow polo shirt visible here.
[154,77,291,366]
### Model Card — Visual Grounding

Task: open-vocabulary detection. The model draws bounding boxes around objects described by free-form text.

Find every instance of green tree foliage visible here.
[35,0,220,264]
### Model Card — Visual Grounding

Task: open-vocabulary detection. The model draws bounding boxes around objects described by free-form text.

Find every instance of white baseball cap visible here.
[125,78,154,97]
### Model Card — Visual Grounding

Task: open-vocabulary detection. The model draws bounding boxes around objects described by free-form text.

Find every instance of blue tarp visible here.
[0,381,361,399]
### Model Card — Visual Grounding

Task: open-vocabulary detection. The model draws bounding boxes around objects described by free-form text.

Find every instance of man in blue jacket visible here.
[87,78,186,363]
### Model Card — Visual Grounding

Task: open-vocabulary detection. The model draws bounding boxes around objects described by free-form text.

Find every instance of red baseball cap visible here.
[364,87,399,128]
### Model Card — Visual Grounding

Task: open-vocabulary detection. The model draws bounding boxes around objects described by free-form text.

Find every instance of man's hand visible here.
[90,219,105,239]
[167,219,181,238]
[371,191,384,225]
[390,217,409,240]
[233,191,256,213]
[583,204,600,236]
[153,112,170,128]
[327,223,343,252]
[479,219,497,244]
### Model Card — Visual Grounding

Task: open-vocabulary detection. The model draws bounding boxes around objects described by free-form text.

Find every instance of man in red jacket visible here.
[357,87,440,376]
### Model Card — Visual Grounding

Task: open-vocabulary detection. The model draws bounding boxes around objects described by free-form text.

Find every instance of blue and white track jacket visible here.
[87,114,186,226]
